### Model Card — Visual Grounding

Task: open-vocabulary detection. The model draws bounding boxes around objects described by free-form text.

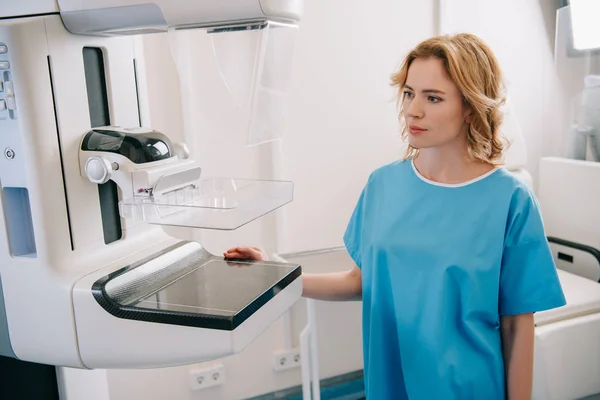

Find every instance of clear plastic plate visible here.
[119,178,293,230]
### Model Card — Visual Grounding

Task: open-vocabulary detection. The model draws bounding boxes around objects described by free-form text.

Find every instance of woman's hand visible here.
[223,246,269,261]
[224,247,363,301]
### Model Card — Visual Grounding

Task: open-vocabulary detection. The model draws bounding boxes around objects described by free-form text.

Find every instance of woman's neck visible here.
[413,146,495,184]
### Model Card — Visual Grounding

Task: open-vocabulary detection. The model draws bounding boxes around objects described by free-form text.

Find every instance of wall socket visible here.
[273,348,302,371]
[189,363,225,391]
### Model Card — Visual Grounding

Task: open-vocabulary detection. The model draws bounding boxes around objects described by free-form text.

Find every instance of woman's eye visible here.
[403,91,414,99]
[428,96,441,103]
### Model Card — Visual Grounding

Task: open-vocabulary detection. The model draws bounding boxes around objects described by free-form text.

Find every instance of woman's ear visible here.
[464,107,473,123]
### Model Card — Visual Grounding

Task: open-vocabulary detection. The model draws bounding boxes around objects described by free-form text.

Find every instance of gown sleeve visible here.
[343,175,373,269]
[499,188,566,316]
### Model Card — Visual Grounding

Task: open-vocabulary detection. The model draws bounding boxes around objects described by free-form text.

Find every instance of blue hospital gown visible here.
[343,159,566,400]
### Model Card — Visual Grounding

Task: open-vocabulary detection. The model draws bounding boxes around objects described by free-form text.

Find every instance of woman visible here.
[224,33,566,399]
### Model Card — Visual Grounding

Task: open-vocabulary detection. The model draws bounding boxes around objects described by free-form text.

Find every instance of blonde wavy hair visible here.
[391,33,507,165]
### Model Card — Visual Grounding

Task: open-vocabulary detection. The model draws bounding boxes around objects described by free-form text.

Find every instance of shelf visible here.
[119,178,293,230]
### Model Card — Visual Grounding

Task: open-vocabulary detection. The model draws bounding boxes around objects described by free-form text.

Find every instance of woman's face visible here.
[402,57,471,150]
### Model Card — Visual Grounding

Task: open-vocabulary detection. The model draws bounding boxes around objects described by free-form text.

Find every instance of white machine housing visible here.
[3,0,302,35]
[0,0,303,371]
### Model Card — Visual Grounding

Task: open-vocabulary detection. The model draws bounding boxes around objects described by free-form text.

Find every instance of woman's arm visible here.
[302,265,362,301]
[501,313,535,400]
[223,247,362,301]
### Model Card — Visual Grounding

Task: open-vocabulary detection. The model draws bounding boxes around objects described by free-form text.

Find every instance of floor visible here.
[246,370,365,400]
[247,369,600,400]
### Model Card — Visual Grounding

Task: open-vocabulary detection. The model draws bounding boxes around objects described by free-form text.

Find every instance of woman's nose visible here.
[406,98,424,119]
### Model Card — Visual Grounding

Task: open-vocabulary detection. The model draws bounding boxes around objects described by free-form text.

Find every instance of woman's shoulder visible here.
[368,158,411,182]
[490,168,536,198]
[487,168,543,223]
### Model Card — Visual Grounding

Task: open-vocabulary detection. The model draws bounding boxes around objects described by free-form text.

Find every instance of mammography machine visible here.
[4,2,600,400]
[0,0,305,397]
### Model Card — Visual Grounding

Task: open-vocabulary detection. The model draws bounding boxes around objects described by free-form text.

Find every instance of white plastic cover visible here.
[56,0,301,32]
[211,21,299,145]
[168,22,298,147]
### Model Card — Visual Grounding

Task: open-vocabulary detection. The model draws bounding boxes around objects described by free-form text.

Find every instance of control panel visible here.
[0,35,25,188]
[0,42,12,121]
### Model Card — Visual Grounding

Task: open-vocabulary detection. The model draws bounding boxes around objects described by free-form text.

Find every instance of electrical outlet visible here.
[189,363,225,391]
[273,348,302,371]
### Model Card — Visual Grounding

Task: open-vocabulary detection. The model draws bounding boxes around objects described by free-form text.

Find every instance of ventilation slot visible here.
[83,47,122,245]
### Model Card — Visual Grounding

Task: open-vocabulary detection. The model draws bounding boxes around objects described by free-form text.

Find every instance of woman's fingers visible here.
[223,246,268,261]
[246,247,267,261]
[223,251,243,259]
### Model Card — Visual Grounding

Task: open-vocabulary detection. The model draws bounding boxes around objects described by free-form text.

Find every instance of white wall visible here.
[107,1,434,399]
[276,0,433,253]
[441,0,565,188]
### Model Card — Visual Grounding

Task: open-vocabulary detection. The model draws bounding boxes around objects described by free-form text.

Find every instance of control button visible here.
[4,81,13,95]
[6,96,15,110]
[4,148,15,160]
[0,61,9,70]
[0,45,6,54]
[0,100,5,111]
[85,157,113,184]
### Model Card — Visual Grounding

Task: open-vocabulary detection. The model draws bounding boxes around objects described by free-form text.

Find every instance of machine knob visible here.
[85,157,114,184]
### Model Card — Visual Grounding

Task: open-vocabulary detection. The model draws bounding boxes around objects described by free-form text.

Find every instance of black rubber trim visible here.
[133,59,142,127]
[47,56,74,251]
[547,236,600,282]
[91,256,302,331]
[0,12,59,21]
